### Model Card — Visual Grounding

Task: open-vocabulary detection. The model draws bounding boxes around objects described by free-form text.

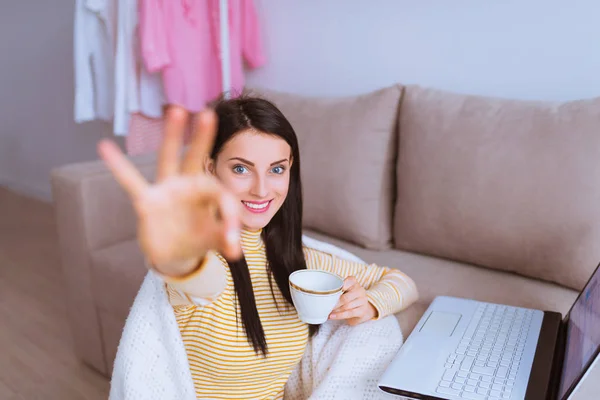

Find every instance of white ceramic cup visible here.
[289,269,344,324]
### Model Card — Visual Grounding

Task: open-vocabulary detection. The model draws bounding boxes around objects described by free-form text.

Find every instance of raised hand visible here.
[97,107,241,277]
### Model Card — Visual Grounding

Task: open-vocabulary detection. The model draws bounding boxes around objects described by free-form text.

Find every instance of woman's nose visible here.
[250,175,268,198]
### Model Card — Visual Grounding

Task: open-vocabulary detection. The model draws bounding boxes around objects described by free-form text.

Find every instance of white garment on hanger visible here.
[113,0,166,136]
[219,0,231,99]
[74,0,117,123]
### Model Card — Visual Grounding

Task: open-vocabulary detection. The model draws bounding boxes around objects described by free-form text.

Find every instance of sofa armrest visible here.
[50,152,157,374]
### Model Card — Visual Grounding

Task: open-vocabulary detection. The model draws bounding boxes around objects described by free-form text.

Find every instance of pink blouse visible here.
[139,0,266,112]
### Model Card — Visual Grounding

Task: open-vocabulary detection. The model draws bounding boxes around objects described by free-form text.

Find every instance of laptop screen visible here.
[558,264,600,399]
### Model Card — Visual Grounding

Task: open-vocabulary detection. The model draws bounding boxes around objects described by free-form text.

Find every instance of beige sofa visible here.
[51,85,600,395]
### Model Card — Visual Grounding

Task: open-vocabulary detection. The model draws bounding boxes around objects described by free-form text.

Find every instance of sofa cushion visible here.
[303,229,579,336]
[91,239,147,320]
[394,86,600,291]
[248,85,403,250]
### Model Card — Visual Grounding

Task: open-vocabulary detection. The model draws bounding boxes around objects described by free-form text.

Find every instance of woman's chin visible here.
[241,213,271,231]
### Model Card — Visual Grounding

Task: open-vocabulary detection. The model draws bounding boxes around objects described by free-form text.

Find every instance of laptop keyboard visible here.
[436,303,534,399]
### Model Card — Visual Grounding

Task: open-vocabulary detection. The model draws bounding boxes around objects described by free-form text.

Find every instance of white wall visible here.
[0,1,119,202]
[248,0,600,101]
[1,0,599,201]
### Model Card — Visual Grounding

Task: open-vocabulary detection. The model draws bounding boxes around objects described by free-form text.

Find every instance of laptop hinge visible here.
[546,317,568,400]
[524,311,562,400]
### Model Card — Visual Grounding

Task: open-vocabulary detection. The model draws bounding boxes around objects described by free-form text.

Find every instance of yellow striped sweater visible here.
[164,229,418,399]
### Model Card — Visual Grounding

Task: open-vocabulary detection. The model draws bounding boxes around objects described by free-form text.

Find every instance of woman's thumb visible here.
[216,191,242,260]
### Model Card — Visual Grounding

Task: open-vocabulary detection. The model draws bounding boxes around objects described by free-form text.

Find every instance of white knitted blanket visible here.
[109,235,403,400]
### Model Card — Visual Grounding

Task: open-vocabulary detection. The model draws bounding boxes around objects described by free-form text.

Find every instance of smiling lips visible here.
[242,200,272,214]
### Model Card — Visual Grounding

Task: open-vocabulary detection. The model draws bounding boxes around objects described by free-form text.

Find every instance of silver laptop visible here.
[378,262,600,400]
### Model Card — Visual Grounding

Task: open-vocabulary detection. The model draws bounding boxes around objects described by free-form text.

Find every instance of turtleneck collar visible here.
[240,228,263,251]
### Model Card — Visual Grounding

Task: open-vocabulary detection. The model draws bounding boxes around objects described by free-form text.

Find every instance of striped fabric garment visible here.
[125,112,194,156]
[166,229,417,399]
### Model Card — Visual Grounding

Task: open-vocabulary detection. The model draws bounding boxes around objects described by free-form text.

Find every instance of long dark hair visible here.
[211,96,312,356]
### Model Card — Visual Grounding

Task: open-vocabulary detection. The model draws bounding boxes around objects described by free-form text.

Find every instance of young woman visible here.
[98,97,419,399]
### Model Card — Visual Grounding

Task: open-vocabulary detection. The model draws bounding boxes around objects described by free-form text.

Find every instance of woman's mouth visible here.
[242,200,272,214]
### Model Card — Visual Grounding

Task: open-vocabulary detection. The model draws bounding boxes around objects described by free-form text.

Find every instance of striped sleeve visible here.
[147,250,228,307]
[303,247,419,319]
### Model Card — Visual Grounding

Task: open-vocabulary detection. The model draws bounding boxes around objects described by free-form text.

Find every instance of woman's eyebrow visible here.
[227,157,289,166]
[227,157,254,166]
[270,159,289,166]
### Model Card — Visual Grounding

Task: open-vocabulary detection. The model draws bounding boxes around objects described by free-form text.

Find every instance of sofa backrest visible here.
[254,84,600,291]
[250,85,403,250]
[394,85,600,291]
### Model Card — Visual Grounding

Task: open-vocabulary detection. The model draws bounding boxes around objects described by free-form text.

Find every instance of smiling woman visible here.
[206,129,293,229]
[97,96,419,399]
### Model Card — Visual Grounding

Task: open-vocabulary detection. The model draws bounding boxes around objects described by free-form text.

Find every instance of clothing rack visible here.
[74,0,265,154]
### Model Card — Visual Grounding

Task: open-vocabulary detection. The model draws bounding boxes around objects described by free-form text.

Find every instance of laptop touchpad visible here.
[420,311,461,336]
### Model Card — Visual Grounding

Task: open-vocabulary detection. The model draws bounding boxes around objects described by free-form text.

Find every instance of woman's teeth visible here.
[243,201,269,209]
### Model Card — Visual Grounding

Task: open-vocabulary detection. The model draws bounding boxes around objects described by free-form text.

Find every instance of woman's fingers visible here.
[330,306,363,321]
[183,176,242,260]
[98,139,148,199]
[334,287,362,311]
[214,189,242,260]
[329,297,377,323]
[330,293,367,318]
[334,297,368,314]
[342,276,358,292]
[332,277,360,309]
[157,106,188,181]
[181,109,218,175]
[328,276,378,324]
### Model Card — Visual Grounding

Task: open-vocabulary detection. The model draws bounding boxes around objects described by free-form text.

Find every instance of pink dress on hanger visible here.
[138,0,266,112]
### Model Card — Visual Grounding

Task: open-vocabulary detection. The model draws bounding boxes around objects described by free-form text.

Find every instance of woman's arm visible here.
[303,247,419,320]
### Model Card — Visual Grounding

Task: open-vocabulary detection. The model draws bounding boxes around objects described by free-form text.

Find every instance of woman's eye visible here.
[272,166,285,174]
[233,165,248,174]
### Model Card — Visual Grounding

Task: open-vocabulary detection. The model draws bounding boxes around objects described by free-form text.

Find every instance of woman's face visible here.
[208,130,293,231]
